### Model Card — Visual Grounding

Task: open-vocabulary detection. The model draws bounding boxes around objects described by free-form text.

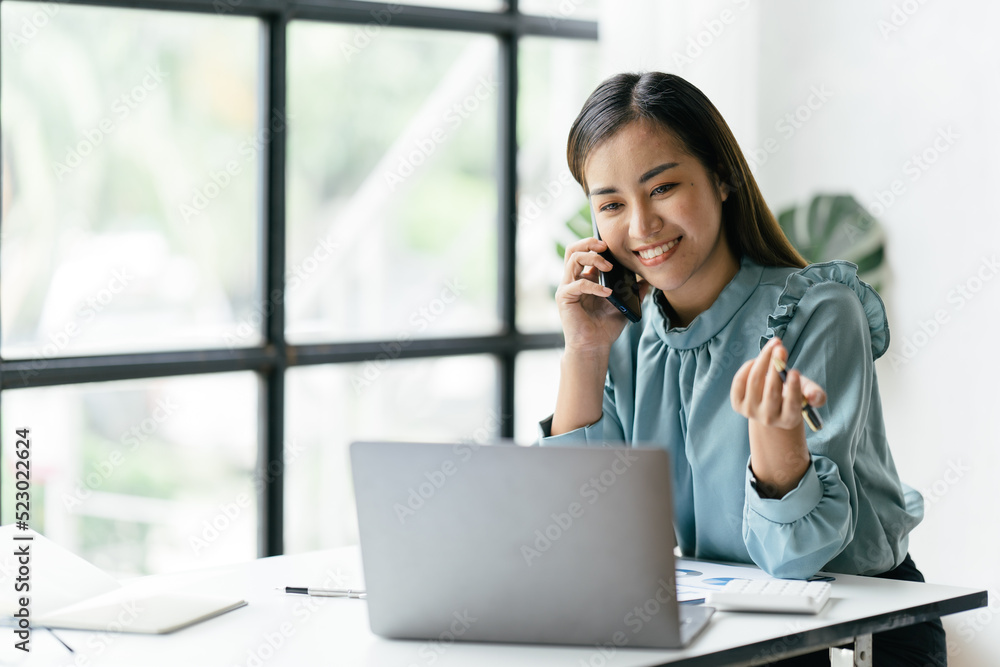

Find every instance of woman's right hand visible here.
[555,237,648,354]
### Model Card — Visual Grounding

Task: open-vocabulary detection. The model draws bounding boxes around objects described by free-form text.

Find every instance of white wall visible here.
[600,2,1000,663]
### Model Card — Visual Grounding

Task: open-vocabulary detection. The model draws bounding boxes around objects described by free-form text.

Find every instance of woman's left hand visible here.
[730,337,827,498]
[730,337,826,430]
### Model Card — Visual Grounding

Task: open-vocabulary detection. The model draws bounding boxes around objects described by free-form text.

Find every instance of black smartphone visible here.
[590,202,642,322]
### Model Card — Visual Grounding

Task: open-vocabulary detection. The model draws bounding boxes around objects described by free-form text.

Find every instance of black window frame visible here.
[0,0,596,556]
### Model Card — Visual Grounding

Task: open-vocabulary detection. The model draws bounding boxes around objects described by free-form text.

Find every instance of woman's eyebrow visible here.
[588,161,681,197]
[639,162,680,183]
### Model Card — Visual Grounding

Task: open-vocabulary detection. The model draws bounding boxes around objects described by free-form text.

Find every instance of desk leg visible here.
[850,633,872,667]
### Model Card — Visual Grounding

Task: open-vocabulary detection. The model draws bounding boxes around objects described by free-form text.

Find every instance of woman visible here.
[540,71,946,666]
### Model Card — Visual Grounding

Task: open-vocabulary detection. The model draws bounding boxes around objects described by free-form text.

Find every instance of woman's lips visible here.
[634,237,681,266]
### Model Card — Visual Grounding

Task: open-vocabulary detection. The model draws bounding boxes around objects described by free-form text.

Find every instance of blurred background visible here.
[0,0,598,570]
[2,0,998,663]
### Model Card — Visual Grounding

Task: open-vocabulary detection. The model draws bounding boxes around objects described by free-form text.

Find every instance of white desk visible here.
[13,547,987,667]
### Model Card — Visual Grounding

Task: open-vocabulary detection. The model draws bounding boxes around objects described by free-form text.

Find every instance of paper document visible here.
[1,525,247,634]
[675,557,837,603]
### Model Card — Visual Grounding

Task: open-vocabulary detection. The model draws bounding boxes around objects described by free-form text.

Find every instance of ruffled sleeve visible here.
[743,260,914,578]
[760,261,889,359]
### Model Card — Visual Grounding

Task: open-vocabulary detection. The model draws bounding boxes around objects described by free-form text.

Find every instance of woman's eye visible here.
[652,184,675,196]
[600,202,622,212]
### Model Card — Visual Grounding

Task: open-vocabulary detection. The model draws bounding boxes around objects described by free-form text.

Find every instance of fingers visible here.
[782,368,803,420]
[744,337,780,415]
[771,345,826,409]
[761,342,785,420]
[729,359,754,410]
[562,237,614,285]
[555,277,611,303]
[731,337,829,430]
[799,376,828,407]
[730,338,799,429]
[557,237,616,306]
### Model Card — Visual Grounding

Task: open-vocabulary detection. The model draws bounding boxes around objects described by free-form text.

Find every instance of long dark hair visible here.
[567,72,806,269]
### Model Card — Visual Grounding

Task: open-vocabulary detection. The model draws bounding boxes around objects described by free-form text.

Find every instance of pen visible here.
[282,587,367,599]
[772,357,824,432]
[47,628,75,653]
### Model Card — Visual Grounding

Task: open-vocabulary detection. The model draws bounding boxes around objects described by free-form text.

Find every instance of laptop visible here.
[349,440,715,649]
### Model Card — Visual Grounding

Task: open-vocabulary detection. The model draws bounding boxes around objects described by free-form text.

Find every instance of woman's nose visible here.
[629,201,663,239]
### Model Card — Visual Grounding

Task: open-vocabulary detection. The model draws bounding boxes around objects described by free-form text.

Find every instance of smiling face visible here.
[584,119,739,325]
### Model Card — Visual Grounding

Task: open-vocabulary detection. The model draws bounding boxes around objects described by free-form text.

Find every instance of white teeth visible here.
[638,238,679,260]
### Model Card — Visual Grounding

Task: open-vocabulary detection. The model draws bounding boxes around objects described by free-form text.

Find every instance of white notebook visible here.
[1,525,247,634]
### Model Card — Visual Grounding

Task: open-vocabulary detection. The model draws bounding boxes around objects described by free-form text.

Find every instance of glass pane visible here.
[519,0,600,22]
[515,349,562,444]
[394,0,505,9]
[0,373,258,577]
[0,4,261,358]
[285,356,499,553]
[516,37,601,332]
[286,23,499,343]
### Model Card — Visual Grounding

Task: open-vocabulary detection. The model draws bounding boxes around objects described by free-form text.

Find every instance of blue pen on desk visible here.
[283,587,367,599]
[772,357,824,432]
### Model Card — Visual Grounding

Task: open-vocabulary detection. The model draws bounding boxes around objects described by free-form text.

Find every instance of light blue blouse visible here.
[539,257,923,579]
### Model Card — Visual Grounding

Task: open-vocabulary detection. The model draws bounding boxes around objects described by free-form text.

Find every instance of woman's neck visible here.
[661,245,741,328]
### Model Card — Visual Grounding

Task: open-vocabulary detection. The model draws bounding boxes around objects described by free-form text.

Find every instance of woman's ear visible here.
[714,164,738,202]
[715,174,731,202]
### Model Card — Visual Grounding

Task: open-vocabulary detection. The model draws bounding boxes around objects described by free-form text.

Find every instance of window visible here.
[0,0,598,575]
[1,4,260,358]
[285,24,500,343]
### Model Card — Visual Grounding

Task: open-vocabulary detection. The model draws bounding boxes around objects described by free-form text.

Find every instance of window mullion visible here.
[258,10,288,558]
[497,15,518,439]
